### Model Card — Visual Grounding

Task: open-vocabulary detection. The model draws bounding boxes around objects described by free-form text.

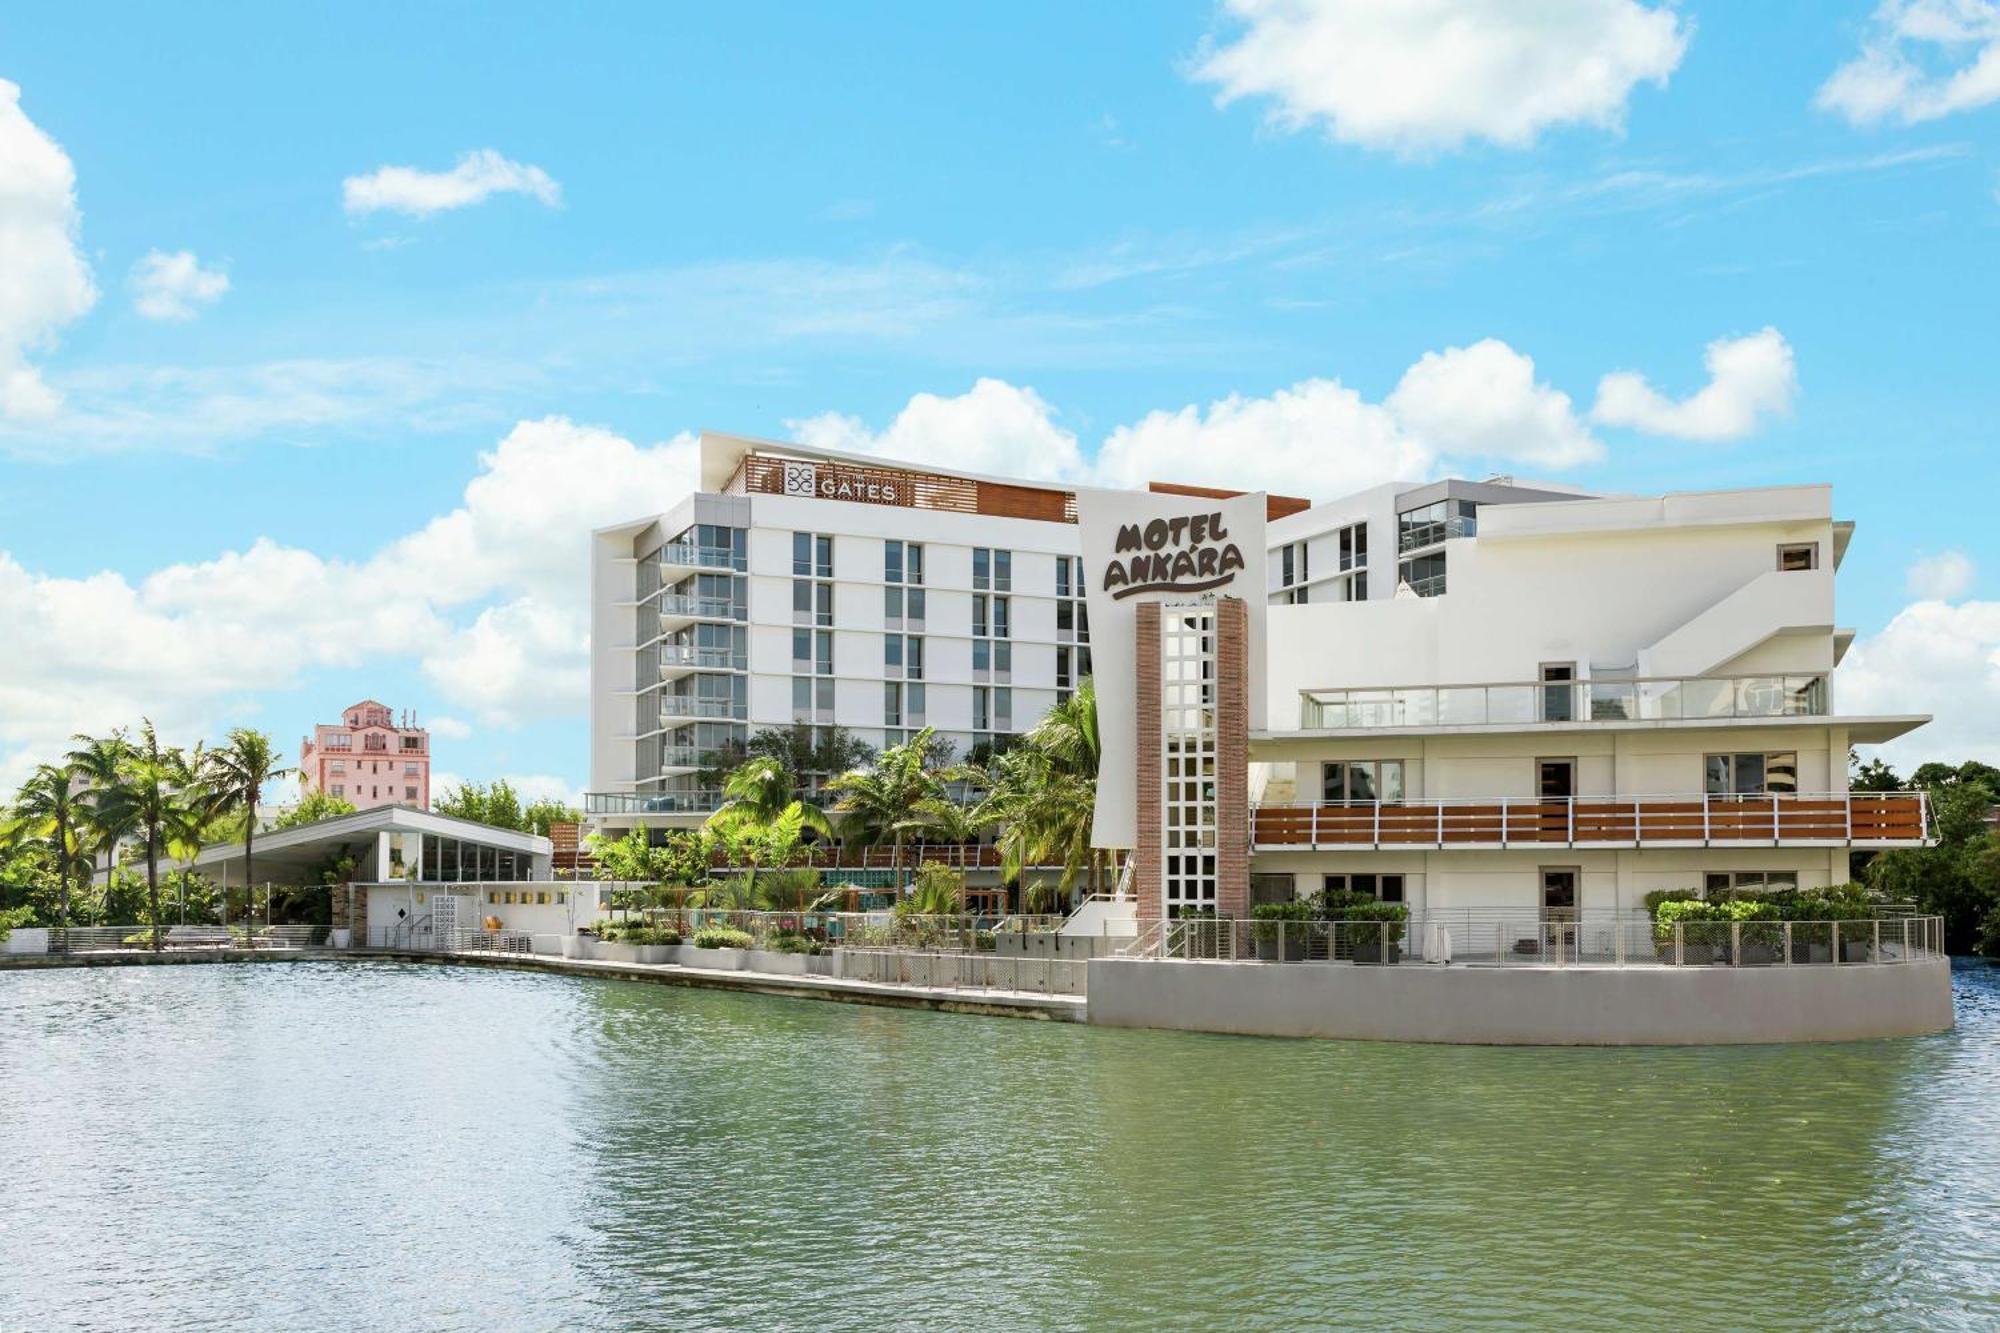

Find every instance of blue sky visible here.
[3,0,1998,797]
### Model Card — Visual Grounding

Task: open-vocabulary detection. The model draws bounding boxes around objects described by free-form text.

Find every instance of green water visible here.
[1,960,1996,1331]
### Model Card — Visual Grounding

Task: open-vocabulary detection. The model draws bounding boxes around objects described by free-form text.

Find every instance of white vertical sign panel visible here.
[1075,488,1268,849]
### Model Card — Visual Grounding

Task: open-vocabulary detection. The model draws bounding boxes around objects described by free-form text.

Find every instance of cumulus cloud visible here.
[1907,550,1976,601]
[426,716,474,740]
[0,416,698,788]
[1591,327,1797,441]
[342,149,561,219]
[1386,339,1603,467]
[0,79,97,419]
[1189,0,1690,154]
[789,378,1086,483]
[1840,598,2000,770]
[1816,1,2000,126]
[129,249,230,321]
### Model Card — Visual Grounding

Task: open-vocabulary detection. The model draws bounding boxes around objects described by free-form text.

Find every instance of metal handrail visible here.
[1251,790,1932,847]
[1299,672,1829,729]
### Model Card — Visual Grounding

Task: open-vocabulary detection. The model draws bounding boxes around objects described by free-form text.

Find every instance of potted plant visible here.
[1654,899,1727,965]
[1250,901,1315,961]
[1728,899,1783,965]
[1344,901,1408,965]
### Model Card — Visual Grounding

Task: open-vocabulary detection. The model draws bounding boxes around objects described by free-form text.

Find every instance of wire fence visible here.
[591,908,1072,954]
[813,949,1084,996]
[1141,914,1947,968]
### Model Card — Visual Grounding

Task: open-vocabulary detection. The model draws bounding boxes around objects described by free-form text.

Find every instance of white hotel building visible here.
[588,433,1930,920]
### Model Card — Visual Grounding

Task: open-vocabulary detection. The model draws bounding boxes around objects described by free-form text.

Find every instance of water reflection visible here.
[0,961,1995,1330]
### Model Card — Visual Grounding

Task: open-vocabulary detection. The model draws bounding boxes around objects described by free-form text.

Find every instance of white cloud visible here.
[1817,1,2000,126]
[789,378,1086,483]
[1591,327,1797,441]
[1907,550,1976,601]
[1387,339,1602,467]
[431,770,584,808]
[0,415,700,788]
[1094,378,1428,497]
[1190,0,1690,154]
[342,149,561,219]
[0,79,97,419]
[129,249,230,321]
[426,715,474,740]
[1840,598,2000,770]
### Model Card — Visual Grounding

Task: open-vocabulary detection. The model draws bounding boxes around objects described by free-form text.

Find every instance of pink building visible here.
[300,699,431,810]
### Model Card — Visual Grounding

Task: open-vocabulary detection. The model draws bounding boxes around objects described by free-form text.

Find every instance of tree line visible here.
[1851,756,2000,956]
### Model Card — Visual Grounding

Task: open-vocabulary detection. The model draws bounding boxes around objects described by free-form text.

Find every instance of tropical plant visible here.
[65,729,135,921]
[899,861,964,916]
[967,680,1110,905]
[91,721,185,950]
[3,764,94,926]
[432,779,525,829]
[706,756,833,839]
[274,790,358,829]
[199,729,293,931]
[691,925,754,950]
[825,727,951,883]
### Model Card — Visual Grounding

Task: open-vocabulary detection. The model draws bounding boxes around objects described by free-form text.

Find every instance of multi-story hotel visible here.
[587,433,1931,923]
[300,699,433,809]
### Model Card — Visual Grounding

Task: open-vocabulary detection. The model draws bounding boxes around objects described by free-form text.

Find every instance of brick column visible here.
[329,882,351,945]
[350,883,370,946]
[1134,602,1163,923]
[1215,596,1251,920]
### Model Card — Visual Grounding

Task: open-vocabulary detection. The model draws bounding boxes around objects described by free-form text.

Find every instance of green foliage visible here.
[432,779,525,830]
[767,929,822,955]
[899,861,964,916]
[274,790,358,829]
[0,903,36,940]
[1867,778,1996,951]
[691,925,754,949]
[623,926,683,946]
[1849,754,1903,792]
[520,798,582,836]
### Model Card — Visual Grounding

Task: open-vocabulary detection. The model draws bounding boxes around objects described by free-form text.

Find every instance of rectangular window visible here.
[1056,557,1072,600]
[884,539,904,584]
[1778,543,1818,572]
[792,531,812,577]
[815,581,832,627]
[815,630,833,675]
[907,682,926,720]
[973,639,990,672]
[994,549,1011,591]
[1321,872,1405,903]
[1281,544,1296,587]
[1321,760,1405,804]
[907,588,926,623]
[816,677,834,712]
[404,786,417,800]
[791,628,811,670]
[815,535,833,578]
[995,687,1012,731]
[907,543,924,585]
[906,636,924,680]
[972,594,988,637]
[792,677,811,718]
[974,686,991,732]
[1057,601,1074,635]
[994,641,1012,674]
[884,634,903,672]
[792,578,812,621]
[973,548,990,590]
[331,785,344,797]
[993,596,1010,639]
[1057,646,1073,690]
[884,586,903,621]
[1398,552,1447,597]
[1338,521,1368,572]
[1540,663,1576,723]
[884,682,903,728]
[1704,751,1799,796]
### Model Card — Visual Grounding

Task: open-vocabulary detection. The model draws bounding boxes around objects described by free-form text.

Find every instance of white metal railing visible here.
[658,644,746,672]
[364,925,534,954]
[1251,790,1932,848]
[583,790,724,815]
[840,950,1083,996]
[657,542,743,571]
[1127,913,1944,968]
[658,696,744,722]
[656,594,740,623]
[1300,673,1828,729]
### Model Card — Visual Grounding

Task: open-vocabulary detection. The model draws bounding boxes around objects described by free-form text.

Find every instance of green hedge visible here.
[691,926,754,949]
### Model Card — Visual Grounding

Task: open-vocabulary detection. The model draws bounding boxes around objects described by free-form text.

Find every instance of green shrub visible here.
[1643,889,1704,915]
[899,862,965,916]
[1250,900,1316,944]
[767,930,823,955]
[1339,900,1409,948]
[0,905,37,942]
[624,926,682,946]
[691,926,754,950]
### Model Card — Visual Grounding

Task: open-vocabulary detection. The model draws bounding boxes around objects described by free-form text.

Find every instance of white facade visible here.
[588,434,1097,827]
[1249,483,1928,916]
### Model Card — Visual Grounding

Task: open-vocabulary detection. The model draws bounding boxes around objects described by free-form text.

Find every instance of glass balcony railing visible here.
[656,594,741,625]
[658,696,744,723]
[657,542,745,572]
[656,746,728,769]
[658,645,747,673]
[1397,514,1475,554]
[1300,674,1829,730]
[584,790,724,816]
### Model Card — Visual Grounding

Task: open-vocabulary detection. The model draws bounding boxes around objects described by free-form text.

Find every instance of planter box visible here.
[326,928,350,951]
[598,942,643,964]
[1254,934,1308,962]
[633,944,673,964]
[1738,943,1781,966]
[743,948,808,976]
[687,946,747,971]
[1351,940,1402,965]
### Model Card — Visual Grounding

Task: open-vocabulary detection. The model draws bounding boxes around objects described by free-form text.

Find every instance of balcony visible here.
[657,542,744,574]
[656,594,741,631]
[1250,791,1930,851]
[657,644,747,678]
[585,790,724,816]
[1299,674,1828,731]
[658,696,744,725]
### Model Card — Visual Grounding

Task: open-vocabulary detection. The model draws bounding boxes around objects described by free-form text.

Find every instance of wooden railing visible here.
[1251,791,1930,849]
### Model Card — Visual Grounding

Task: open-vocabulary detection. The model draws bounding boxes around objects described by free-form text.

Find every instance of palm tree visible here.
[200,729,292,938]
[974,679,1110,903]
[705,756,831,836]
[825,726,951,885]
[164,742,211,924]
[93,721,186,951]
[4,765,92,926]
[66,729,135,921]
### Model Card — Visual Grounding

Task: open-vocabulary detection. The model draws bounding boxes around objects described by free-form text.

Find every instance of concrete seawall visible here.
[0,950,1085,1022]
[1084,958,1956,1045]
